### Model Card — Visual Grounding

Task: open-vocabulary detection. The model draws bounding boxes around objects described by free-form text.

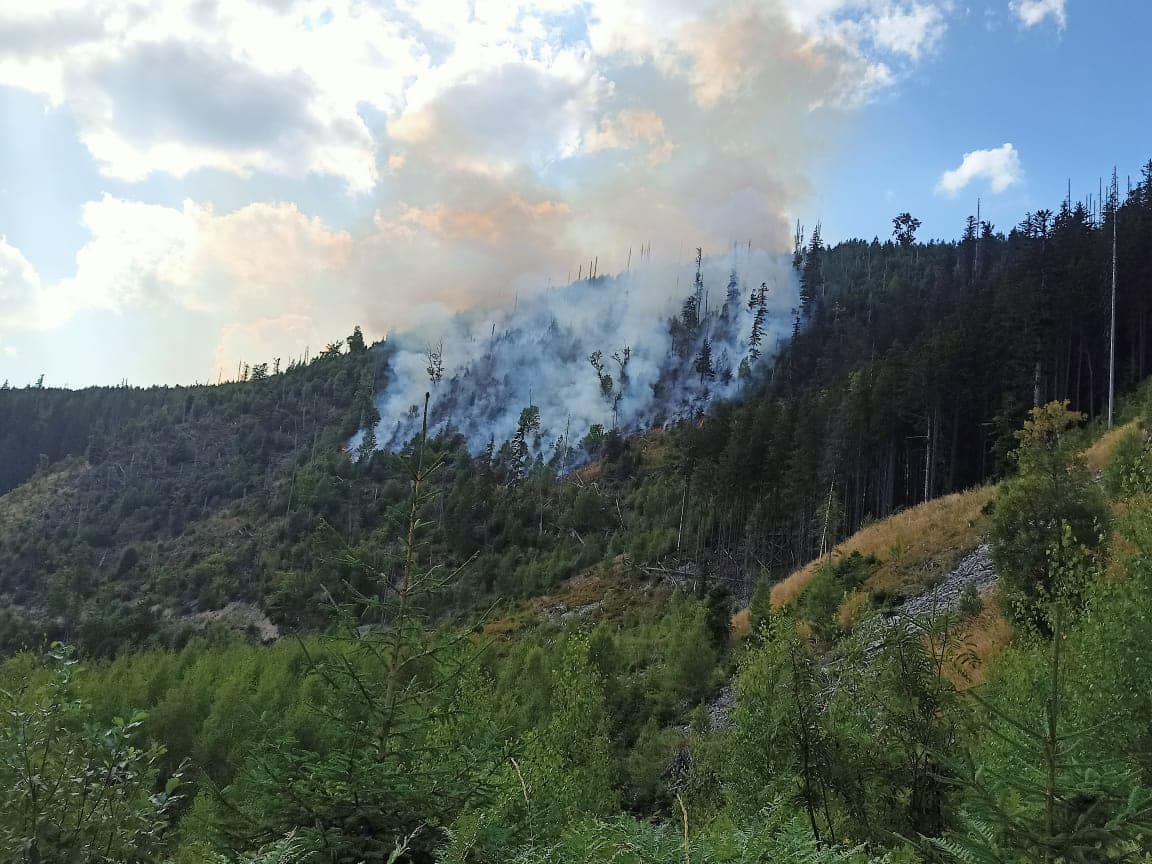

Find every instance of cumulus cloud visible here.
[869,2,948,61]
[0,0,957,384]
[1011,0,1067,29]
[30,196,354,377]
[0,0,421,191]
[935,143,1023,196]
[0,0,951,192]
[0,236,43,329]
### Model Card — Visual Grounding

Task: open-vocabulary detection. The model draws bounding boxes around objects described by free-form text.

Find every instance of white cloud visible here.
[935,143,1023,196]
[0,0,961,384]
[869,3,948,61]
[779,1,951,67]
[0,0,426,191]
[23,196,355,375]
[0,236,43,328]
[0,0,953,193]
[1011,0,1066,29]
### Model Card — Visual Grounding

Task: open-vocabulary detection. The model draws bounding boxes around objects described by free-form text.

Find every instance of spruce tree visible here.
[799,225,824,316]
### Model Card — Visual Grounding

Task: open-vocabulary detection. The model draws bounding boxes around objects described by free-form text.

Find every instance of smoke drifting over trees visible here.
[356,249,798,461]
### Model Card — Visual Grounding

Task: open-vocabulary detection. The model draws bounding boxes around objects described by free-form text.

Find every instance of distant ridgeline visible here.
[355,247,798,468]
[4,165,1152,653]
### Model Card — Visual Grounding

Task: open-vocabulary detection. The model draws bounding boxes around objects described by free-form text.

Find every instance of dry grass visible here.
[944,588,1013,690]
[575,460,603,481]
[837,591,873,631]
[770,485,996,611]
[481,616,525,639]
[730,607,751,640]
[483,555,667,639]
[1083,419,1141,472]
[773,418,1142,616]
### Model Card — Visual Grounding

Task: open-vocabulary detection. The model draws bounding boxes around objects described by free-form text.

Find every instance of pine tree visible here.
[353,369,380,435]
[588,351,614,401]
[611,347,631,428]
[694,247,705,314]
[799,225,824,316]
[722,267,740,320]
[748,282,768,360]
[215,395,500,862]
[425,340,444,385]
[680,295,699,333]
[892,212,921,247]
[511,405,542,477]
[936,605,1152,863]
[347,325,366,354]
[356,424,378,462]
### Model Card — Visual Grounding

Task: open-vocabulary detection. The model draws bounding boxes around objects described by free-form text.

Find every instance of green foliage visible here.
[1103,426,1152,497]
[795,552,878,638]
[747,576,774,635]
[208,400,506,863]
[194,831,319,864]
[0,647,184,864]
[0,340,389,652]
[989,402,1109,632]
[729,604,967,846]
[509,807,896,864]
[956,583,983,618]
[441,636,618,862]
[658,596,721,709]
[624,718,677,812]
[10,175,1152,862]
[939,607,1152,863]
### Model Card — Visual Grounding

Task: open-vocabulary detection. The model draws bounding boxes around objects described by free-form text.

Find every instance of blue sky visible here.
[818,1,1152,242]
[0,0,1145,387]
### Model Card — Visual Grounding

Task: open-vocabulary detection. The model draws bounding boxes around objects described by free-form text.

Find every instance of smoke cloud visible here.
[0,0,950,385]
[359,249,798,460]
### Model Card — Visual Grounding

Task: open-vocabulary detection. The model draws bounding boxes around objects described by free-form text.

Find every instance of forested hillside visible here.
[4,167,1152,654]
[0,337,388,650]
[4,164,1152,862]
[4,389,1152,862]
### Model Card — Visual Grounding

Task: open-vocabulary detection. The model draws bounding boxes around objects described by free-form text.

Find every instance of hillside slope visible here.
[0,345,386,651]
[7,166,1152,658]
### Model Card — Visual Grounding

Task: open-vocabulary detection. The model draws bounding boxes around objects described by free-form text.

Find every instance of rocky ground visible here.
[892,544,997,620]
[707,544,1000,731]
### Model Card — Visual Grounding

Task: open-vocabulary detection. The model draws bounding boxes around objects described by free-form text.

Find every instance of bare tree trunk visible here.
[923,413,933,503]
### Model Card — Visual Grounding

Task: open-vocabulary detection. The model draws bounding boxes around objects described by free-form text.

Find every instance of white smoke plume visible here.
[359,248,798,461]
[0,0,948,386]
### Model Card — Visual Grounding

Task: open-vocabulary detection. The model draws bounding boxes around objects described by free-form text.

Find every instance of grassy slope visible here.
[1084,419,1141,472]
[767,416,1143,614]
[732,416,1146,681]
[770,485,996,610]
